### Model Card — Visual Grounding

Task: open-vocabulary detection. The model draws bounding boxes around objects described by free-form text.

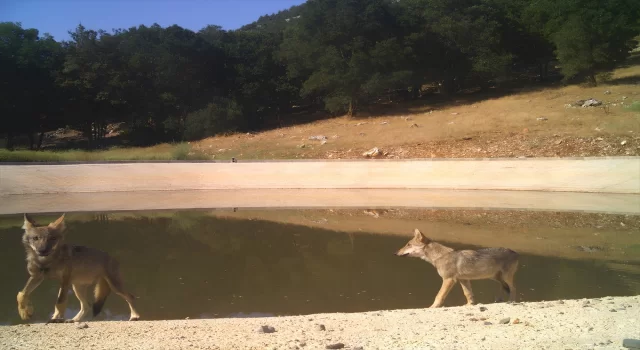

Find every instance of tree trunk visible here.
[347,98,357,117]
[92,120,106,148]
[37,132,45,150]
[6,131,15,150]
[28,133,35,150]
[539,61,549,82]
[97,121,105,146]
[588,72,597,86]
[411,85,421,99]
[276,107,282,128]
[85,122,94,149]
[440,77,456,96]
[478,77,490,92]
[93,122,99,146]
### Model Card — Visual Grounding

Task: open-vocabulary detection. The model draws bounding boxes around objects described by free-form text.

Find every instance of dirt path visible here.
[1,296,638,350]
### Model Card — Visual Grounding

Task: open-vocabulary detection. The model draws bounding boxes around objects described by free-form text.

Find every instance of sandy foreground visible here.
[1,296,639,350]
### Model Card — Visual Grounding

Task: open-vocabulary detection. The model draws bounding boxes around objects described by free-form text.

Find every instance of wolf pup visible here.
[17,214,140,322]
[396,229,519,308]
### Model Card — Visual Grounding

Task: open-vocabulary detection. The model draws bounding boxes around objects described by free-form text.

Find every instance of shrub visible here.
[184,97,244,140]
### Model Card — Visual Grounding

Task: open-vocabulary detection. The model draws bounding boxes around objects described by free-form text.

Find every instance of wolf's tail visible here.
[93,277,111,317]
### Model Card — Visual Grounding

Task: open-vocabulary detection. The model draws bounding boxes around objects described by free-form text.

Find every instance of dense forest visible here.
[1,0,639,150]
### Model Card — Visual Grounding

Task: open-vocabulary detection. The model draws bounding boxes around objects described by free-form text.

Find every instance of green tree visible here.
[395,0,466,96]
[528,0,640,84]
[184,97,244,140]
[113,24,229,144]
[224,29,301,129]
[58,25,125,148]
[0,22,64,150]
[281,0,408,116]
[413,0,513,94]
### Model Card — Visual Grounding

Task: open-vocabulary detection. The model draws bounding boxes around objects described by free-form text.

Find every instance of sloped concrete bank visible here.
[1,157,639,215]
[2,158,639,194]
[1,189,639,215]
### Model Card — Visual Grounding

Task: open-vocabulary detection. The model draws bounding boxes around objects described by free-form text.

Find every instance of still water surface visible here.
[0,209,638,324]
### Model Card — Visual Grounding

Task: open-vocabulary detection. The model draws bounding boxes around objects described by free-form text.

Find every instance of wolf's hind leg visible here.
[70,284,91,322]
[503,262,518,303]
[459,280,476,305]
[93,278,111,317]
[105,261,140,321]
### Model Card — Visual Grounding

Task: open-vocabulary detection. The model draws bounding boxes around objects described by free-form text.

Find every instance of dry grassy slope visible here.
[193,61,640,160]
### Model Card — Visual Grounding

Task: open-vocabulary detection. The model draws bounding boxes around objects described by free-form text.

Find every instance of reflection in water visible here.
[0,210,638,325]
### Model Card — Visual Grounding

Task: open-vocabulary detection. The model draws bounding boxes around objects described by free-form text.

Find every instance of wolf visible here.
[17,213,140,322]
[395,229,519,308]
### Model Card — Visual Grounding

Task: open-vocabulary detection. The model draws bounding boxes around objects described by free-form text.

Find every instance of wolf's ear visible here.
[48,214,66,233]
[413,228,429,242]
[23,214,37,230]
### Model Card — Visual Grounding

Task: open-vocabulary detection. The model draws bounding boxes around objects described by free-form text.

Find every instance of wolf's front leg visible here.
[430,278,455,308]
[17,275,44,321]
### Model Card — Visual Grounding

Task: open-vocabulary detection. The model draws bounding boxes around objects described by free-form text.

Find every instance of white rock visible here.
[362,147,381,157]
[309,135,327,141]
[582,99,602,107]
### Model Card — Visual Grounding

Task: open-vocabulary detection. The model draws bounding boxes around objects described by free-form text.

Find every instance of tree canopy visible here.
[1,0,638,149]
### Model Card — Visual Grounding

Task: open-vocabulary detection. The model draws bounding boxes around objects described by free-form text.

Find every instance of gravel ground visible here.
[326,135,640,160]
[1,296,638,350]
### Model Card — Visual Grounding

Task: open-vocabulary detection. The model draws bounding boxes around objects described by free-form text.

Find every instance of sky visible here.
[1,0,307,41]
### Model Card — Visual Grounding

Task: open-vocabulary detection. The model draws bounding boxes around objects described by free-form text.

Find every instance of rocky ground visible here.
[1,296,638,350]
[323,134,640,160]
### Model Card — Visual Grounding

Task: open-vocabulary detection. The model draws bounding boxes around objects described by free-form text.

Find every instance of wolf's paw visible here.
[18,305,33,321]
[17,293,34,321]
[46,318,72,324]
[129,316,140,321]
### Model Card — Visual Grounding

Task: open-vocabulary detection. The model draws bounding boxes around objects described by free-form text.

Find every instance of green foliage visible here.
[0,148,171,162]
[0,22,64,149]
[224,30,298,128]
[528,0,640,84]
[626,101,640,113]
[184,98,244,140]
[171,143,191,160]
[0,145,210,162]
[281,0,408,115]
[1,0,639,150]
[0,149,90,162]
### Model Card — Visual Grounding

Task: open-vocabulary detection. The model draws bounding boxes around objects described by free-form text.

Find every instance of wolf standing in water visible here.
[17,214,140,322]
[396,229,519,308]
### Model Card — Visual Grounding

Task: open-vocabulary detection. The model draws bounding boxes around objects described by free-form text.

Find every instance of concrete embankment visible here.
[1,157,639,215]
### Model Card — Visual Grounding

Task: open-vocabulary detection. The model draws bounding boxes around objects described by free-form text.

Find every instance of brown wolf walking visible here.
[17,214,140,322]
[396,229,519,308]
